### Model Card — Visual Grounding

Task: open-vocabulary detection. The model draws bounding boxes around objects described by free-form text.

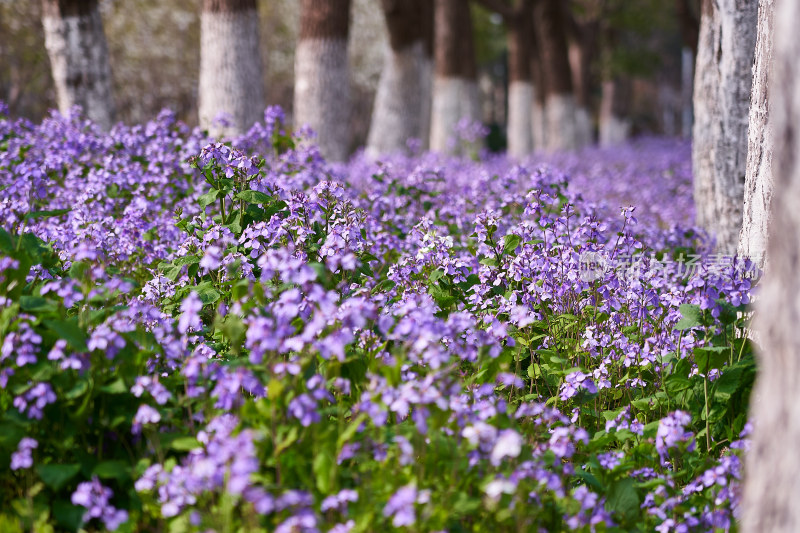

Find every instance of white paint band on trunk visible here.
[294,38,351,162]
[43,12,114,130]
[507,81,533,159]
[198,9,265,138]
[366,41,429,156]
[544,93,578,152]
[429,76,480,153]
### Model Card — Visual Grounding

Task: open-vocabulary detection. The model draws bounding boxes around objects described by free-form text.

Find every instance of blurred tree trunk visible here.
[430,0,481,153]
[567,20,599,148]
[738,0,774,266]
[531,25,547,152]
[41,0,114,130]
[477,0,535,158]
[366,0,433,156]
[742,1,800,530]
[692,0,758,254]
[198,0,265,137]
[534,0,578,152]
[599,77,631,146]
[295,0,352,161]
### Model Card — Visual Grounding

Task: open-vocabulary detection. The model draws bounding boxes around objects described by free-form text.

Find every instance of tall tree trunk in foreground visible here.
[599,77,631,147]
[41,0,114,130]
[535,0,578,152]
[198,0,265,137]
[295,0,352,161]
[430,0,481,153]
[741,1,800,530]
[737,0,774,266]
[366,0,433,156]
[692,0,758,254]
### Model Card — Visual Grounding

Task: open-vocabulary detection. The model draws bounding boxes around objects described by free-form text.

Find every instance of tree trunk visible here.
[530,24,547,151]
[295,0,352,161]
[737,0,774,266]
[569,24,598,148]
[430,0,481,153]
[506,1,534,158]
[366,0,433,156]
[535,0,578,152]
[741,1,800,530]
[198,0,265,138]
[599,78,631,147]
[692,0,758,254]
[41,0,114,130]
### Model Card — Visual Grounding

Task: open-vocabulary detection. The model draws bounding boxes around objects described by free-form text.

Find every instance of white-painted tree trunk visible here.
[574,106,593,148]
[366,41,428,156]
[531,90,546,152]
[419,57,433,149]
[741,1,800,530]
[692,0,758,255]
[294,38,351,161]
[681,46,694,138]
[42,8,114,130]
[544,93,578,152]
[429,77,480,152]
[737,0,774,266]
[507,81,533,158]
[599,114,631,147]
[198,8,265,138]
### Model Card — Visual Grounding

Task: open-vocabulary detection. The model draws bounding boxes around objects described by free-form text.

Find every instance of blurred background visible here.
[0,0,696,152]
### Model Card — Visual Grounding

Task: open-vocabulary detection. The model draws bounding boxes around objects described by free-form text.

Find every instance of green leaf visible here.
[675,304,702,330]
[43,319,88,351]
[695,346,729,375]
[36,463,81,491]
[713,365,743,402]
[20,296,57,313]
[198,190,219,209]
[168,437,202,451]
[313,448,336,493]
[24,208,71,221]
[606,478,640,520]
[173,255,200,266]
[92,460,130,480]
[52,500,84,532]
[664,375,692,394]
[192,281,221,305]
[235,190,272,204]
[503,234,522,255]
[337,413,367,450]
[99,378,128,395]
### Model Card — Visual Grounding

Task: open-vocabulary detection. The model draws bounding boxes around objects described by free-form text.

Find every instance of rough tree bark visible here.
[366,0,433,156]
[41,0,114,130]
[737,0,774,266]
[198,0,265,138]
[429,0,481,153]
[295,0,352,161]
[599,77,631,147]
[691,0,758,254]
[534,0,578,152]
[741,1,800,530]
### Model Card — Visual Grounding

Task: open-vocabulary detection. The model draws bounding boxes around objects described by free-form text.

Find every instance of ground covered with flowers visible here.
[0,104,755,532]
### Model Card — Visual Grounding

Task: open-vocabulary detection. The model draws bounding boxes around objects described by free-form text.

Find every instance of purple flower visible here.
[10,438,37,470]
[71,477,129,531]
[383,485,418,527]
[178,291,203,333]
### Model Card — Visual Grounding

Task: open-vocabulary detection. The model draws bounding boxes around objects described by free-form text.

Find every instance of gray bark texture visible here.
[737,0,774,266]
[198,0,265,138]
[741,1,800,531]
[366,0,432,156]
[42,0,115,130]
[294,0,352,161]
[692,0,758,255]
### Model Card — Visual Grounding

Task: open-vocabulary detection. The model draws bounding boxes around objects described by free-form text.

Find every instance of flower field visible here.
[0,106,755,532]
